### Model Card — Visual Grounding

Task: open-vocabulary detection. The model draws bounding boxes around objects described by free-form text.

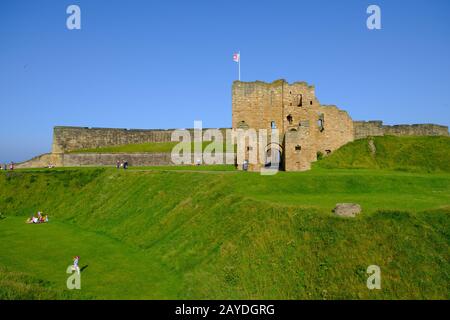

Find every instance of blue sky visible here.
[1,0,449,163]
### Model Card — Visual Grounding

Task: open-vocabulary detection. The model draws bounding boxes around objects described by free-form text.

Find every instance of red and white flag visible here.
[233,52,240,63]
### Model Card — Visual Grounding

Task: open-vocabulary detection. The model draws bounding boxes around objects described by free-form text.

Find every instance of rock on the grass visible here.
[333,203,362,217]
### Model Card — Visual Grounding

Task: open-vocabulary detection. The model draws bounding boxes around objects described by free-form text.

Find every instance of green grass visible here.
[0,166,449,299]
[15,164,237,173]
[1,136,449,299]
[69,141,236,154]
[0,266,81,300]
[316,135,450,172]
[128,164,237,172]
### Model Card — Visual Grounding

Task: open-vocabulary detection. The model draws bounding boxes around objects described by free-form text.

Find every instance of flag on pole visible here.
[233,52,241,80]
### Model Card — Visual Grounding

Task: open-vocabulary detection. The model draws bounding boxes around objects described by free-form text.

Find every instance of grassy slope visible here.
[0,266,79,300]
[0,167,449,299]
[316,136,450,172]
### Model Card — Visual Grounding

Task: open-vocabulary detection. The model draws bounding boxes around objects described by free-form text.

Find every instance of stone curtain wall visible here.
[353,121,384,140]
[52,126,229,153]
[61,153,173,167]
[383,124,449,136]
[354,121,449,140]
[62,153,235,167]
[16,152,235,168]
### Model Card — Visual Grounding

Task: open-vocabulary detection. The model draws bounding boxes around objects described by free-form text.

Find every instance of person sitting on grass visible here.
[25,215,39,224]
[25,212,49,224]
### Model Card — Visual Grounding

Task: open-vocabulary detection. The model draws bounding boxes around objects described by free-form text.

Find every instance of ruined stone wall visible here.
[315,106,354,154]
[61,153,173,167]
[353,121,384,140]
[282,105,354,171]
[354,121,449,139]
[52,126,229,153]
[14,152,172,168]
[284,128,316,171]
[382,124,449,136]
[17,152,235,168]
[15,153,63,169]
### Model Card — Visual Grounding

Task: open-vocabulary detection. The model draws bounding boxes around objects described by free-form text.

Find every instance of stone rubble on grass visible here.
[333,203,362,217]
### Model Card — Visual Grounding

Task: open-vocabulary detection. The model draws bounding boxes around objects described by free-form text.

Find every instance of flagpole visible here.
[238,51,241,81]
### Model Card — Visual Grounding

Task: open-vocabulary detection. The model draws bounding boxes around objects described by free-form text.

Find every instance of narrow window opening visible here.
[295,145,301,151]
[317,119,324,132]
[271,121,277,129]
[287,114,293,124]
[297,94,303,107]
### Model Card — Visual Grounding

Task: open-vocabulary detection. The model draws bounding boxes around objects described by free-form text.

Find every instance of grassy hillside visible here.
[316,136,450,172]
[0,167,449,299]
[0,266,85,300]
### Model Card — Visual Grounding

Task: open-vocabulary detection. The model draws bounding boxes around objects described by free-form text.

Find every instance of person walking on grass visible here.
[72,256,80,275]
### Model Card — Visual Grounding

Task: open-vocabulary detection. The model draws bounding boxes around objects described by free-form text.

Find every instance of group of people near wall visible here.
[116,160,129,169]
[0,162,14,170]
[26,211,49,224]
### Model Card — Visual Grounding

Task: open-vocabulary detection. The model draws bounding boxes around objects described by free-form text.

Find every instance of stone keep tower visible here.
[232,79,354,171]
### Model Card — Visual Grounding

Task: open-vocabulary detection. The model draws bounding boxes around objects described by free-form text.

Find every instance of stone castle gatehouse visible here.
[232,80,355,171]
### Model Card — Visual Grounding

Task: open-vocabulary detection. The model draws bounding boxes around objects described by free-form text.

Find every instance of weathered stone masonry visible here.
[354,121,449,140]
[52,126,228,153]
[232,80,354,171]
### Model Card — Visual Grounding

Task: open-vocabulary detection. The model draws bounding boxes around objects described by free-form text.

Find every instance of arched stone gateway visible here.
[264,143,283,170]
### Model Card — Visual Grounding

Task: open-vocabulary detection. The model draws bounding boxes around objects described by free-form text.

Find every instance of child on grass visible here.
[72,256,80,275]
